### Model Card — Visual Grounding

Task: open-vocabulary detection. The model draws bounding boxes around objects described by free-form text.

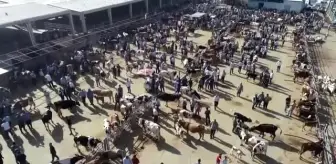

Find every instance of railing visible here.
[304,31,335,163]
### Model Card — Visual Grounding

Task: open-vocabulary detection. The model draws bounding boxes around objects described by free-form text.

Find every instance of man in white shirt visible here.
[214,95,220,110]
[45,74,54,88]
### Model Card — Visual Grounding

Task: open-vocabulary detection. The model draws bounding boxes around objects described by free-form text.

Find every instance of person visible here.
[49,143,60,162]
[66,116,75,135]
[236,82,243,97]
[285,95,291,113]
[1,120,13,139]
[153,107,159,123]
[0,152,3,164]
[216,153,222,164]
[188,78,193,90]
[126,78,133,93]
[252,94,258,109]
[276,60,282,72]
[204,107,211,126]
[263,94,271,110]
[287,100,296,117]
[132,154,140,164]
[195,158,201,164]
[79,89,86,104]
[123,155,132,164]
[214,94,219,110]
[222,155,231,164]
[45,73,54,88]
[87,89,94,105]
[210,119,218,139]
[18,114,27,133]
[23,111,33,129]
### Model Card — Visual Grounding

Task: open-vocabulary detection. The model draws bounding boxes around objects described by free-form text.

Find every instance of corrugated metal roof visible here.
[0,2,69,27]
[50,0,143,13]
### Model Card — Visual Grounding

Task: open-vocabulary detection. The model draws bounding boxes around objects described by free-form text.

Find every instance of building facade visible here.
[248,0,305,12]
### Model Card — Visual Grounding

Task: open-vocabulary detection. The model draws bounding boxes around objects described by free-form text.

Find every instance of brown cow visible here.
[176,119,205,140]
[92,89,113,103]
[13,96,35,111]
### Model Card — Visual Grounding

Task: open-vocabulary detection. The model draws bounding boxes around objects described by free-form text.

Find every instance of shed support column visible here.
[145,0,149,13]
[68,13,76,35]
[159,0,162,8]
[108,8,113,25]
[80,14,87,33]
[26,22,36,46]
[129,3,133,18]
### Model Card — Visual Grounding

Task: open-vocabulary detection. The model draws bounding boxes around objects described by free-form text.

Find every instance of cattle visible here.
[41,109,55,131]
[247,72,258,81]
[294,71,311,83]
[249,124,282,140]
[54,100,80,111]
[299,139,324,159]
[74,135,102,149]
[92,89,113,103]
[176,119,205,140]
[13,96,35,111]
[232,118,250,133]
[234,112,252,123]
[230,146,243,159]
[251,141,267,158]
[156,93,181,106]
[179,109,202,122]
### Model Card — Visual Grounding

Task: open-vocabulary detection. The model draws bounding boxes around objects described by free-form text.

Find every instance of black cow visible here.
[70,155,85,164]
[294,71,311,82]
[187,68,201,74]
[249,124,282,140]
[299,139,324,159]
[54,100,80,110]
[74,135,102,148]
[247,72,258,81]
[190,90,201,99]
[41,109,55,131]
[233,112,252,123]
[156,93,181,106]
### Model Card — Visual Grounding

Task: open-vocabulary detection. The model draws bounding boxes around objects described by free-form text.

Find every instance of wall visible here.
[248,0,303,12]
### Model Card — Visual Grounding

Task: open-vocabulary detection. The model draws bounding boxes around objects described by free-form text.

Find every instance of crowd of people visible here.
[0,0,329,163]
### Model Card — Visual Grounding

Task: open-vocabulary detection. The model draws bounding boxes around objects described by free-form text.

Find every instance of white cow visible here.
[251,141,268,158]
[139,118,161,140]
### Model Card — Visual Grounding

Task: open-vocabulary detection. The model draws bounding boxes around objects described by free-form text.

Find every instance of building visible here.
[248,0,305,12]
[0,0,187,69]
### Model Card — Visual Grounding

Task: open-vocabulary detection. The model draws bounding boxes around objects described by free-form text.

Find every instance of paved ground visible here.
[1,28,323,164]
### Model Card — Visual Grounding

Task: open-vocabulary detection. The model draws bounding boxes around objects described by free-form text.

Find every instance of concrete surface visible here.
[0,29,322,164]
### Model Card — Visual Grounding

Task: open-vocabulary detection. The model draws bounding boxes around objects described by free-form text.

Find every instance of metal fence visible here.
[304,34,335,163]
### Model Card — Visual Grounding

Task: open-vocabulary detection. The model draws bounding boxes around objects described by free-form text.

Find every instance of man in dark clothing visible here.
[0,152,3,164]
[188,78,193,90]
[112,66,117,78]
[117,64,121,77]
[24,112,33,129]
[18,116,27,133]
[49,143,59,162]
[66,116,75,135]
[285,95,291,113]
[204,108,211,126]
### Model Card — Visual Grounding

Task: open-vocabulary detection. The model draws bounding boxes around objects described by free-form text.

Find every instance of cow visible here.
[41,109,55,131]
[13,96,35,111]
[247,72,258,81]
[299,139,324,159]
[176,119,205,140]
[92,89,113,103]
[54,100,80,111]
[74,135,102,149]
[234,112,252,123]
[156,93,181,106]
[179,109,202,122]
[249,124,282,140]
[294,71,311,83]
[251,141,268,158]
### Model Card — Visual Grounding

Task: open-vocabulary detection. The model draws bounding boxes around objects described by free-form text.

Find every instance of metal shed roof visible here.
[50,0,143,14]
[0,2,70,28]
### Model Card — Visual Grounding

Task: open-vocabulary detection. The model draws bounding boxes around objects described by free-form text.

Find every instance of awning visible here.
[190,12,206,18]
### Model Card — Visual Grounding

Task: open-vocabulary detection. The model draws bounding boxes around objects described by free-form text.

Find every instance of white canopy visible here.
[190,12,206,18]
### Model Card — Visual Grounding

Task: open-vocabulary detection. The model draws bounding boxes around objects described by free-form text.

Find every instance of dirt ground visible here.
[0,29,322,164]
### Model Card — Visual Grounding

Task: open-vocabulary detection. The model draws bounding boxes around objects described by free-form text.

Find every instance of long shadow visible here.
[50,123,64,143]
[263,55,280,63]
[202,137,230,152]
[156,137,181,154]
[269,140,299,152]
[91,105,109,116]
[281,72,294,78]
[217,127,231,136]
[255,109,280,120]
[253,154,282,164]
[84,76,95,87]
[23,128,45,147]
[69,113,92,124]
